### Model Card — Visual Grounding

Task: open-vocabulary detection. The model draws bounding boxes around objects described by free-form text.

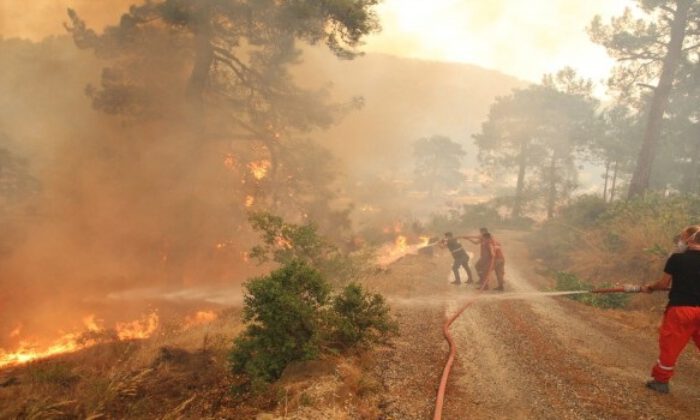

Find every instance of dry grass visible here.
[0,302,394,419]
[0,309,247,419]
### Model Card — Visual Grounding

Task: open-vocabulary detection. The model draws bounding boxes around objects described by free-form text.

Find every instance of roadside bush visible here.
[555,272,629,309]
[230,264,397,389]
[230,260,330,387]
[248,212,371,285]
[528,194,700,283]
[329,283,398,349]
[232,214,397,390]
[567,194,700,284]
[527,195,608,271]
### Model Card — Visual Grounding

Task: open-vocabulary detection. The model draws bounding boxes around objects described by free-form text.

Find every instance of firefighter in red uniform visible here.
[642,225,700,394]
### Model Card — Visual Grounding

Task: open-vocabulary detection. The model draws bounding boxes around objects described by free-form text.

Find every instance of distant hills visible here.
[298,48,528,177]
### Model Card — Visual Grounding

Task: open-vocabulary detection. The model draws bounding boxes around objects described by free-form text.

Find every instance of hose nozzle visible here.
[591,285,641,294]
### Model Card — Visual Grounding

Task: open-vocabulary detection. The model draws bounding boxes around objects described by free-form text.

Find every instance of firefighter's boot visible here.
[645,380,670,394]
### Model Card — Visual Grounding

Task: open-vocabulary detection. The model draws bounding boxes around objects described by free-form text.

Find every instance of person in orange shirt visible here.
[482,232,505,291]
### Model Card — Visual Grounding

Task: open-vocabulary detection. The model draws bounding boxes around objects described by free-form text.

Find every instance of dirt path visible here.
[439,233,700,419]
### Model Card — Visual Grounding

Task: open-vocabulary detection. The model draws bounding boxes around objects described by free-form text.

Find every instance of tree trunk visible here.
[187,27,214,103]
[546,155,557,219]
[628,0,691,198]
[603,159,611,201]
[687,128,700,194]
[512,139,528,218]
[610,160,619,203]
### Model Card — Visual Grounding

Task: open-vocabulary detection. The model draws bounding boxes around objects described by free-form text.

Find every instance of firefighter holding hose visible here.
[642,225,700,394]
[464,228,505,291]
[483,232,506,291]
[442,232,474,286]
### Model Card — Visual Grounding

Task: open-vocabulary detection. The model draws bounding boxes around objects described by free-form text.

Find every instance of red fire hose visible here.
[432,282,666,419]
[433,277,490,420]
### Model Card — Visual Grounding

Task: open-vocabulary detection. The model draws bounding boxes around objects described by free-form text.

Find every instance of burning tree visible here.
[64,0,382,284]
[65,0,379,158]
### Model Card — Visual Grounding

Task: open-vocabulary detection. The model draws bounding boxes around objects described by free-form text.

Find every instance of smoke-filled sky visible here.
[2,0,627,83]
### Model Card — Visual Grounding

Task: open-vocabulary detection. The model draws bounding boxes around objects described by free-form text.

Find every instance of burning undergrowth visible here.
[0,301,224,370]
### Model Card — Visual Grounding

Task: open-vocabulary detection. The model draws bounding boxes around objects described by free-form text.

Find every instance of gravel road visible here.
[371,233,700,419]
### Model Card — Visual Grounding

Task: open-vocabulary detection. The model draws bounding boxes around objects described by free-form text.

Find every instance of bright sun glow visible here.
[364,0,629,84]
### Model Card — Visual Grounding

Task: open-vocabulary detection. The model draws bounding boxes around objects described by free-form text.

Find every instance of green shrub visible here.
[248,211,369,285]
[232,214,397,390]
[230,263,399,389]
[526,195,609,270]
[230,260,330,387]
[555,272,629,309]
[558,195,608,227]
[329,283,398,349]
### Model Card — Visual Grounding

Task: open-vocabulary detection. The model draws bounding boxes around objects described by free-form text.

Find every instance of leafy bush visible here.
[329,283,398,349]
[527,193,700,280]
[555,272,629,309]
[248,212,370,285]
[230,264,397,389]
[558,195,608,227]
[527,195,608,270]
[230,260,330,387]
[248,212,329,266]
[232,214,397,389]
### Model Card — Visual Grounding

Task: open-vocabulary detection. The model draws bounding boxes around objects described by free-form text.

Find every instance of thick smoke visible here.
[0,34,262,349]
[0,2,521,352]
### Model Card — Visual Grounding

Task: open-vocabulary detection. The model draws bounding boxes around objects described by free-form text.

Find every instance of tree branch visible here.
[659,4,676,15]
[637,83,657,90]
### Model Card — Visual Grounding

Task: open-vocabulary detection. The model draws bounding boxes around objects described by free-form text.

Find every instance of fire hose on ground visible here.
[432,283,670,420]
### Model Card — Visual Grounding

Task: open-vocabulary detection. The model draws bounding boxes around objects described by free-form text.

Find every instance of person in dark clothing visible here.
[642,225,700,394]
[442,232,474,285]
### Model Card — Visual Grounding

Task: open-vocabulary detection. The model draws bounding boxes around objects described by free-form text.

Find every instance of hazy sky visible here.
[1,0,628,83]
[364,0,629,83]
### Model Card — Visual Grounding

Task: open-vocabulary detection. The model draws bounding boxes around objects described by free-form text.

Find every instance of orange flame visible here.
[245,195,255,207]
[183,311,217,329]
[376,235,408,266]
[0,312,160,369]
[376,235,434,267]
[116,313,159,340]
[0,333,84,367]
[82,314,102,332]
[247,160,271,180]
